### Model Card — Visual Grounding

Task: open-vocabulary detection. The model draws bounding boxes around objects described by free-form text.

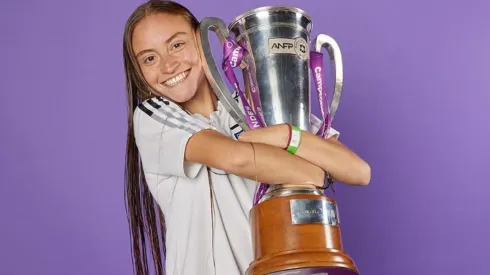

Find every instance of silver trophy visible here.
[197,6,358,274]
[198,6,342,133]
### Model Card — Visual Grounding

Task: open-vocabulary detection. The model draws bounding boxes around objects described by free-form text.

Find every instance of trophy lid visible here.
[228,6,312,31]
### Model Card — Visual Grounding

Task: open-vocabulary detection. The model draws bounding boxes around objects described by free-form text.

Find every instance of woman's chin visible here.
[170,90,197,104]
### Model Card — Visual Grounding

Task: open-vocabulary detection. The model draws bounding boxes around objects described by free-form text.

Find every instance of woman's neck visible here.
[181,80,217,118]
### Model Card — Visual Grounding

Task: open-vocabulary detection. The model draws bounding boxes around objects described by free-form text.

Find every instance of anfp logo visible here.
[268,37,309,60]
[270,42,294,50]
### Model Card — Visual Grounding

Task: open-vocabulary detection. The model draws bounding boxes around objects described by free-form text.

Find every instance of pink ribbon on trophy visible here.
[222,37,333,205]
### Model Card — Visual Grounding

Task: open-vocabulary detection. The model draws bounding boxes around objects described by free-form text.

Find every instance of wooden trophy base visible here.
[246,186,359,275]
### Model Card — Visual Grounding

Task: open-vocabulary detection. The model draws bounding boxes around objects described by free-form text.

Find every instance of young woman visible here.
[122,1,371,274]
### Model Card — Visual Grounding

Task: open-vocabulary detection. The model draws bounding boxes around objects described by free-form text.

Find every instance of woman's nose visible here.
[160,56,179,74]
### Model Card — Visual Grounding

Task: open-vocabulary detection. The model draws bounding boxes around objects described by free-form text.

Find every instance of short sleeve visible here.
[310,113,340,139]
[133,97,215,179]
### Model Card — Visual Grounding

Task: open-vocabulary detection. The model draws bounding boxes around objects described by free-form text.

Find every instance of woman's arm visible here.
[185,129,325,188]
[237,124,371,186]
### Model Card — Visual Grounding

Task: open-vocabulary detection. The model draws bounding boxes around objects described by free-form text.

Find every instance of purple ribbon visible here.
[221,37,332,205]
[222,37,269,204]
[310,51,332,138]
[222,38,265,130]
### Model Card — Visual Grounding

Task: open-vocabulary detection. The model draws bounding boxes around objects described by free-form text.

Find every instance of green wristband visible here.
[287,125,302,154]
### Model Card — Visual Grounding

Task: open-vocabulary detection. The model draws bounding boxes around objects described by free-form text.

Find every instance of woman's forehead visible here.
[135,13,192,37]
[132,13,193,53]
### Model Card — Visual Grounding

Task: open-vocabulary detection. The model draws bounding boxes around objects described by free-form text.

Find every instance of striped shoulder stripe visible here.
[153,97,204,127]
[138,97,211,134]
[138,102,154,117]
[152,98,211,130]
[137,96,167,116]
[154,97,170,105]
[146,97,163,109]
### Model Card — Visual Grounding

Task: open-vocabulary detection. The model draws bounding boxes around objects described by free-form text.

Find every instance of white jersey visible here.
[133,96,339,275]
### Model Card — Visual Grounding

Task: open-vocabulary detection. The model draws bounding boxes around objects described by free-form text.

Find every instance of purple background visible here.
[1,0,489,274]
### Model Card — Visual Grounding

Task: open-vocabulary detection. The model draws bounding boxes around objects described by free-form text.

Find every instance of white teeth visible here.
[164,71,189,87]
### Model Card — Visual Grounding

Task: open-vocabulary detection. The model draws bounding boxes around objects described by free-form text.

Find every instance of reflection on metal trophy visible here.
[196,6,358,275]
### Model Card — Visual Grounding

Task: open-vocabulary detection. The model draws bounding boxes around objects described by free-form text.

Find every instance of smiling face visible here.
[131,12,205,103]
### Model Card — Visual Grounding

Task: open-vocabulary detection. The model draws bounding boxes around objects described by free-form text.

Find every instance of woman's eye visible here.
[173,42,184,49]
[144,56,155,64]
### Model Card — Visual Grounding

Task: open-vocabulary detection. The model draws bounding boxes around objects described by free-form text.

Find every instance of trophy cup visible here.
[196,6,359,275]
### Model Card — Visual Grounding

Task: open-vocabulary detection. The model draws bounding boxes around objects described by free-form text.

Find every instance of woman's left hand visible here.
[237,124,290,148]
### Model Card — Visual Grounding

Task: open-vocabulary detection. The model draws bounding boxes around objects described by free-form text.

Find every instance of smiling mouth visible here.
[163,70,190,87]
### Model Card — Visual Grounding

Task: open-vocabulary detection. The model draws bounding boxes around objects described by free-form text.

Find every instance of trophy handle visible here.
[196,17,250,131]
[314,34,344,120]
